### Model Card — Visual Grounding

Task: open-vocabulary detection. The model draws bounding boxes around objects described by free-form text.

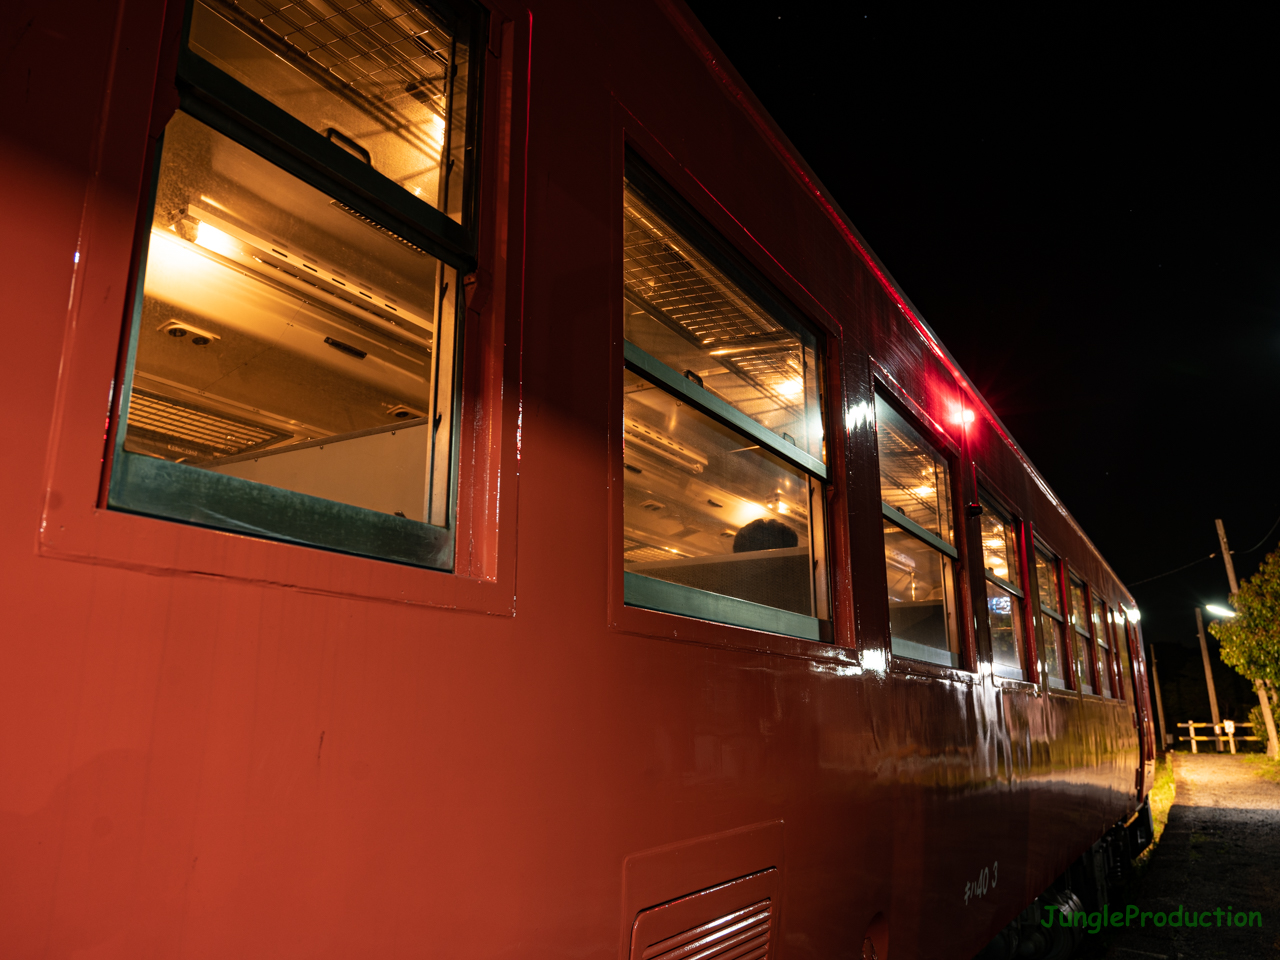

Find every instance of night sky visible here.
[683,4,1280,684]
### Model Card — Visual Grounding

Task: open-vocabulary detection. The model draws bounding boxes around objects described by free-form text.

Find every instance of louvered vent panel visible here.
[641,898,771,960]
[126,390,290,461]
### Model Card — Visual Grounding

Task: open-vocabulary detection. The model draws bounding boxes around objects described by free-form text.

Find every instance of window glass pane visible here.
[987,581,1025,679]
[1075,637,1094,695]
[1035,549,1061,615]
[884,521,960,667]
[623,369,818,617]
[1038,613,1067,689]
[1092,600,1109,648]
[190,0,472,221]
[875,396,953,545]
[622,183,825,463]
[1069,580,1090,638]
[123,110,455,522]
[979,501,1018,589]
[1115,617,1136,702]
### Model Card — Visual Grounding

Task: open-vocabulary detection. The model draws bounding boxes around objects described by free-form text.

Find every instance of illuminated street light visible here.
[1205,603,1236,619]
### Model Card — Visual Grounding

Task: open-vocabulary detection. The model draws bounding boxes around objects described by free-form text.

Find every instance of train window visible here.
[876,395,961,668]
[979,498,1026,680]
[1092,599,1115,698]
[621,186,826,467]
[106,0,483,569]
[188,0,476,225]
[1069,577,1095,694]
[1034,546,1069,689]
[1112,611,1135,702]
[620,166,830,641]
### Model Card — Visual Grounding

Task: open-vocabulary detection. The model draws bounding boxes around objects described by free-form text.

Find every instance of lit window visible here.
[1034,546,1070,689]
[1112,611,1135,702]
[620,163,830,641]
[877,395,961,668]
[979,498,1026,680]
[1093,598,1115,698]
[108,0,483,567]
[1069,577,1095,694]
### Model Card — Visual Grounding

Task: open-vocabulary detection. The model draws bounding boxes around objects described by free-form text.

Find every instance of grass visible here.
[1238,754,1280,784]
[1135,753,1176,869]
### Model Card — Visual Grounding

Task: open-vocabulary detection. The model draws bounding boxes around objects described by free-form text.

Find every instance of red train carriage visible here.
[0,0,1155,957]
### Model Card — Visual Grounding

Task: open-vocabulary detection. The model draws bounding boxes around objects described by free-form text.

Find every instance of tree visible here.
[1209,548,1280,682]
[1208,546,1280,758]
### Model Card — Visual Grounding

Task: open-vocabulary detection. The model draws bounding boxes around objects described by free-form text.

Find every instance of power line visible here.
[1243,512,1280,554]
[1126,513,1280,588]
[1127,552,1217,587]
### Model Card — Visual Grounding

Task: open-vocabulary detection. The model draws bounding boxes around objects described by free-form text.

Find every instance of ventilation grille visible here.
[125,390,290,462]
[641,898,771,960]
[622,538,682,565]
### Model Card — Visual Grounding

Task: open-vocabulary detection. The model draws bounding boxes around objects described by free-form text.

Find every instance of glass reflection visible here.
[622,183,825,462]
[884,521,960,667]
[875,397,953,545]
[623,369,817,616]
[1035,549,1067,688]
[1094,599,1114,698]
[1114,616,1135,702]
[1039,614,1068,689]
[987,581,1025,679]
[1036,551,1061,615]
[979,503,1019,588]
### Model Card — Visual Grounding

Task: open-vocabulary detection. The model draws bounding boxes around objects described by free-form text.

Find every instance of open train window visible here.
[1033,544,1070,689]
[1092,598,1116,698]
[107,0,484,568]
[876,394,962,668]
[1069,576,1096,694]
[978,497,1027,680]
[619,159,830,642]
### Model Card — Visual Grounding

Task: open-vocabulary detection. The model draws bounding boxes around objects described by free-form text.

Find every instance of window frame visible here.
[37,0,529,616]
[617,153,834,644]
[874,387,968,672]
[103,0,488,571]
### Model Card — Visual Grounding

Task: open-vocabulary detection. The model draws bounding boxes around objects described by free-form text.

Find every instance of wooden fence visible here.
[1176,720,1260,754]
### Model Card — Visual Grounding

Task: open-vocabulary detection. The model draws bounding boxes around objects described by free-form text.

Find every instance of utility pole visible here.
[1149,643,1170,750]
[1215,518,1280,760]
[1195,607,1224,751]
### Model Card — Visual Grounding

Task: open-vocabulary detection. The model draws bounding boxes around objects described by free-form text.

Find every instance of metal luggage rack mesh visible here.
[622,196,805,406]
[209,0,455,116]
[878,426,947,516]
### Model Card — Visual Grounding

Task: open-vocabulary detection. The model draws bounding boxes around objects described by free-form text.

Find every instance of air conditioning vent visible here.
[640,898,771,960]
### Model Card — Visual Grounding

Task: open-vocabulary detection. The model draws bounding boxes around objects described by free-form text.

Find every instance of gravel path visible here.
[1084,754,1280,959]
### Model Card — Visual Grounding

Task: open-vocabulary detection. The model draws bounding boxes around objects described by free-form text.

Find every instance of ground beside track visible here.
[1080,753,1280,959]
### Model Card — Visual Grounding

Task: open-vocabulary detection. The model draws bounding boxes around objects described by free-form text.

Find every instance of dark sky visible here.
[683,3,1280,652]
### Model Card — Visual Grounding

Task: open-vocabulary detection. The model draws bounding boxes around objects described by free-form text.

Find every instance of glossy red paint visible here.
[0,1,1153,958]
